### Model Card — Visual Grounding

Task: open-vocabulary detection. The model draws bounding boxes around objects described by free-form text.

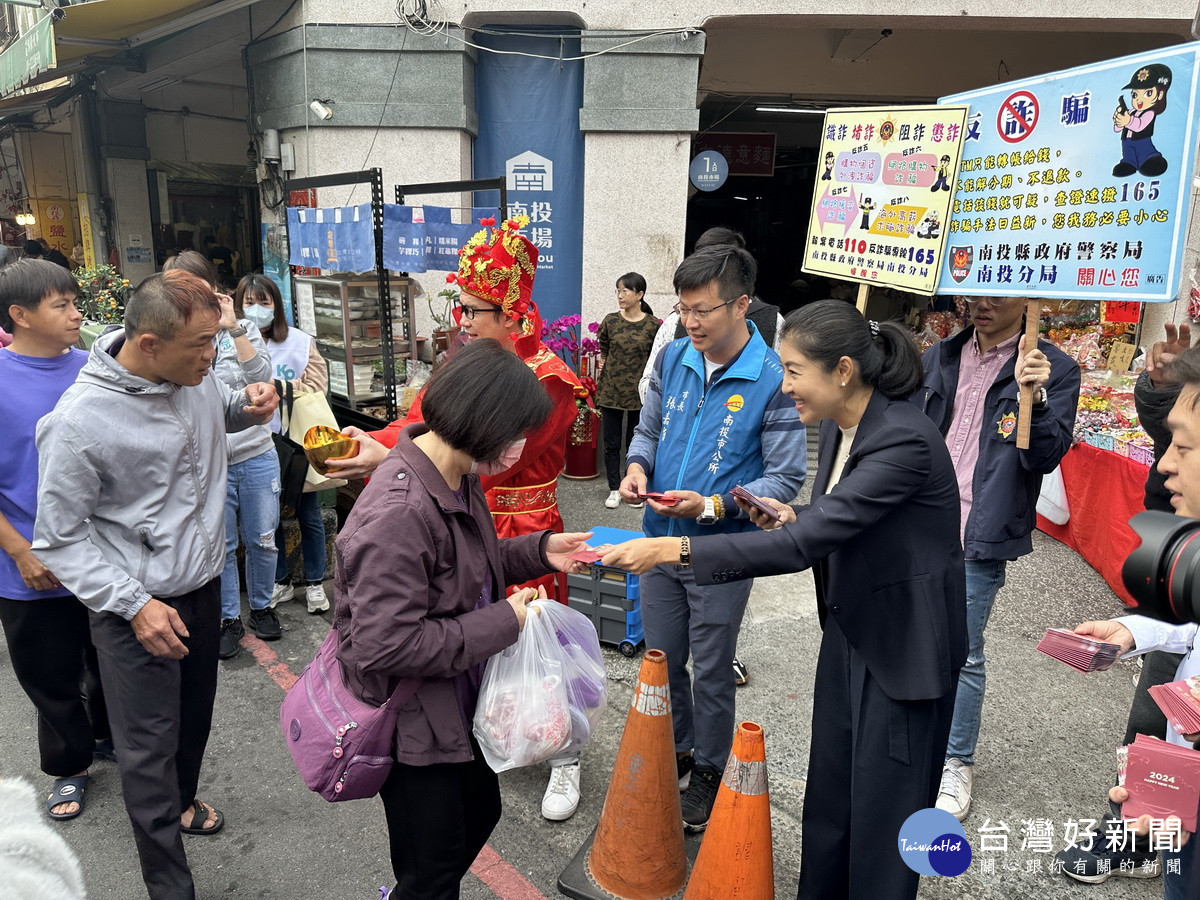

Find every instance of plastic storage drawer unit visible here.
[566,525,645,657]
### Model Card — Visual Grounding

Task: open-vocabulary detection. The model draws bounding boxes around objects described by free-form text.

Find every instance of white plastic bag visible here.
[473,600,607,773]
[1036,464,1070,525]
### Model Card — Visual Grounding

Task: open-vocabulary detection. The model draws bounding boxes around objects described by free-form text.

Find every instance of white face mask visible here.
[470,438,527,477]
[243,305,274,329]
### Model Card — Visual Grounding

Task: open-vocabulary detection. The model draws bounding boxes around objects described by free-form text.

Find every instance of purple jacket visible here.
[333,424,554,766]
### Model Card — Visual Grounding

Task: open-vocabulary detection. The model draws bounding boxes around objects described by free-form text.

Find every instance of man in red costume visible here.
[331,215,586,603]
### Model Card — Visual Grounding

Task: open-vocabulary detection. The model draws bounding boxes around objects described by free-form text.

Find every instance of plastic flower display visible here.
[75,264,131,325]
[542,314,602,414]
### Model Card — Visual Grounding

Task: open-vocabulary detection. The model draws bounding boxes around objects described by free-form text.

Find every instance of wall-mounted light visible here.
[309,99,333,120]
[14,202,35,227]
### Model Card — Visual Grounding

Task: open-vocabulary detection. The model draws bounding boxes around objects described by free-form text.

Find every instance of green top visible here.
[595,311,659,410]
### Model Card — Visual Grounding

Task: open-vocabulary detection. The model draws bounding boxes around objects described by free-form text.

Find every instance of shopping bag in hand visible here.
[473,599,608,773]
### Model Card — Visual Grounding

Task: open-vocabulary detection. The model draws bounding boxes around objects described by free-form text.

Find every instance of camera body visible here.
[1123,511,1200,626]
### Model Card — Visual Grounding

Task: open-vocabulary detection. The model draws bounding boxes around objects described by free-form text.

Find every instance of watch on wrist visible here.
[228,325,247,338]
[1033,385,1048,408]
[678,535,691,567]
[697,495,719,525]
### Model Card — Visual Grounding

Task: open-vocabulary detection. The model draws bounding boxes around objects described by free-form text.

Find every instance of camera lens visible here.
[1123,511,1200,625]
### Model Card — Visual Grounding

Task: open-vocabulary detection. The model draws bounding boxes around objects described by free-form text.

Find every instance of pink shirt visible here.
[945,331,1021,550]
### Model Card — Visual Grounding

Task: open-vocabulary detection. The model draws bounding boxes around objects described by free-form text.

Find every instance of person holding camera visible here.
[1065,342,1200,898]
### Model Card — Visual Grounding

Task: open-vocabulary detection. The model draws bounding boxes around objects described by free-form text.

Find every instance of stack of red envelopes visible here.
[731,485,781,520]
[1035,628,1122,673]
[1149,676,1200,737]
[1122,734,1200,832]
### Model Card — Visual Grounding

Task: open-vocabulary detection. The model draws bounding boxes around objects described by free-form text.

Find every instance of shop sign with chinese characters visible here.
[802,105,969,295]
[937,43,1200,300]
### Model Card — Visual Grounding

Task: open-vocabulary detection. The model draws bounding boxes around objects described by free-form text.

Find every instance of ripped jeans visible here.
[220,447,281,619]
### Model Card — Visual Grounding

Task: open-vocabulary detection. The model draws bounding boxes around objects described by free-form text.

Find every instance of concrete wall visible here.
[16,130,79,247]
[105,158,155,284]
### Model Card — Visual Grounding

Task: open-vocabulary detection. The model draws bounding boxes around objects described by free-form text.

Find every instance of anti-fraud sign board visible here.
[938,44,1200,300]
[802,105,970,295]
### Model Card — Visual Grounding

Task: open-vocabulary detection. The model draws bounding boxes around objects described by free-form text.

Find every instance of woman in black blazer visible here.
[604,300,968,899]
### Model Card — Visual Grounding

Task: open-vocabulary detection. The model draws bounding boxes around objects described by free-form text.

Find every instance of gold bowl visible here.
[302,425,360,475]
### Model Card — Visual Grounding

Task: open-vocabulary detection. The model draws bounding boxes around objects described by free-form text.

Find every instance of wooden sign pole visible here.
[856,283,869,314]
[1015,298,1041,450]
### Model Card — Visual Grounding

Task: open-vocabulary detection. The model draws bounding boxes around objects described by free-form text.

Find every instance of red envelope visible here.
[636,492,681,507]
[568,548,605,564]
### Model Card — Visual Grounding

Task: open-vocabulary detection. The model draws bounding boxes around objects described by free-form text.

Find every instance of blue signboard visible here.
[938,43,1200,300]
[690,150,729,191]
[286,202,375,272]
[261,222,293,323]
[474,28,584,325]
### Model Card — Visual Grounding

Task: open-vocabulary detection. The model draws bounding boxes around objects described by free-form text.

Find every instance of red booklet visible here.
[731,485,781,520]
[1122,734,1200,833]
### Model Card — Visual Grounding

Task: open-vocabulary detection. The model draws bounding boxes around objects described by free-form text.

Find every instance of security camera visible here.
[309,99,333,120]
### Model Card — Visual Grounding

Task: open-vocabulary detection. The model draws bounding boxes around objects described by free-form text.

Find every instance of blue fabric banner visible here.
[381,205,495,273]
[286,202,375,272]
[473,29,585,325]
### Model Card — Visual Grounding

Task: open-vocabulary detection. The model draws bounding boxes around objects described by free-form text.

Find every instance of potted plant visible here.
[542,314,603,479]
[430,286,461,361]
[74,264,132,348]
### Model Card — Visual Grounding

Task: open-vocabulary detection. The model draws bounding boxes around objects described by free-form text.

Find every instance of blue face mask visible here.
[243,305,274,329]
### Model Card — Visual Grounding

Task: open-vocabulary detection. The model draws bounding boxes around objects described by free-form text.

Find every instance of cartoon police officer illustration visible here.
[931,154,952,192]
[821,151,835,181]
[1112,63,1171,178]
[859,197,876,230]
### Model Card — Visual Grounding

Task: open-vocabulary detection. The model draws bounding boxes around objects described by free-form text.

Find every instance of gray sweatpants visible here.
[639,563,752,771]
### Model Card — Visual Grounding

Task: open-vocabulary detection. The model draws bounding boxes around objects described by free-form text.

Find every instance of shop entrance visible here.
[152,178,260,287]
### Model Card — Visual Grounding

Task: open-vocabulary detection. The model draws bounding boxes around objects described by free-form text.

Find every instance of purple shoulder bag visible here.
[280,628,419,802]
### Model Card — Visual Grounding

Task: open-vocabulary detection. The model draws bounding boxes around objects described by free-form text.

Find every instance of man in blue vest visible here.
[621,243,807,830]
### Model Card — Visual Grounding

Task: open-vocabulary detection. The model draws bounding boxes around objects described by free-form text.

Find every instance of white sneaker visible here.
[935,758,973,821]
[269,582,294,608]
[305,583,330,614]
[541,762,581,821]
[604,490,621,509]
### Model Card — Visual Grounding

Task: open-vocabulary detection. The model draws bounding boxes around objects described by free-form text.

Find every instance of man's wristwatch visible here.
[696,495,720,525]
[678,535,691,567]
[1033,385,1048,409]
[227,325,247,338]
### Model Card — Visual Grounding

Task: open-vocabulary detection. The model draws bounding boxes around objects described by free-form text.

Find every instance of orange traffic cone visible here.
[558,648,689,900]
[683,721,774,900]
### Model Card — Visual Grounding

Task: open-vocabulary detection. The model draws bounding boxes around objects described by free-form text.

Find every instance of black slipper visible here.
[181,799,224,836]
[47,775,89,820]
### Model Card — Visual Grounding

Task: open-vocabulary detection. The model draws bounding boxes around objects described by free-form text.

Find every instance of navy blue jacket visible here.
[916,327,1080,561]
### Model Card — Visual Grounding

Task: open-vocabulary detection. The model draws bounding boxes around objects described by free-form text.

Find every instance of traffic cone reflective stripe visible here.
[559,648,688,900]
[683,721,774,900]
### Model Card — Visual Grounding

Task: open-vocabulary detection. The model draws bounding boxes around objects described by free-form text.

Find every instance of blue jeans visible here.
[220,448,281,620]
[1164,843,1193,900]
[944,558,1007,765]
[275,491,326,584]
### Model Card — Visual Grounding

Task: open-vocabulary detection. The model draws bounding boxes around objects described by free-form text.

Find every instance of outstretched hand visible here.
[545,531,594,574]
[1146,323,1193,387]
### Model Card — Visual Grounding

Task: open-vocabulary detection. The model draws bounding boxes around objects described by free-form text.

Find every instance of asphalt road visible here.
[0,468,1172,899]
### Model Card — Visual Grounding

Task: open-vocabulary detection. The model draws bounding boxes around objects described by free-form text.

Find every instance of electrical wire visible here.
[247,0,301,47]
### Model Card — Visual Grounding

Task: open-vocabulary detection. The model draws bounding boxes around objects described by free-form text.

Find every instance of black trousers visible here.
[378,737,502,899]
[0,593,110,776]
[799,617,957,900]
[90,578,221,900]
[601,407,640,490]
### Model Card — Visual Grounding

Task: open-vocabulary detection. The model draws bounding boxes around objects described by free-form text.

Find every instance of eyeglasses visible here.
[673,297,737,322]
[963,296,1018,307]
[454,301,501,321]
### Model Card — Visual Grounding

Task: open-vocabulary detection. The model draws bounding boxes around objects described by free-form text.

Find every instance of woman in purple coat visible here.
[333,338,591,899]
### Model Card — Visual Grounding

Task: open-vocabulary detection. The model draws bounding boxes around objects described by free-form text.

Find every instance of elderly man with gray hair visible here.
[32,269,278,900]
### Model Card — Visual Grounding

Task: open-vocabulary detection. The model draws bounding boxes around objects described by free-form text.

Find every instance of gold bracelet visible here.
[711,494,724,520]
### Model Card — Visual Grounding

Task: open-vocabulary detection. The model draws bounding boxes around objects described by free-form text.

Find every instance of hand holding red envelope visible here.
[1036,627,1122,673]
[635,492,680,506]
[1149,675,1200,737]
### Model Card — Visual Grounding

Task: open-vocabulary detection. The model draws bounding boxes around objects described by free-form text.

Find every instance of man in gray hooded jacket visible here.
[32,270,278,900]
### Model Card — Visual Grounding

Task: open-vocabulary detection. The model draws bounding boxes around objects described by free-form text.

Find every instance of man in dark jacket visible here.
[916,295,1080,821]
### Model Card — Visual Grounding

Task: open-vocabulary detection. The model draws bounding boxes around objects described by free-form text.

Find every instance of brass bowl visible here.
[302,425,360,476]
